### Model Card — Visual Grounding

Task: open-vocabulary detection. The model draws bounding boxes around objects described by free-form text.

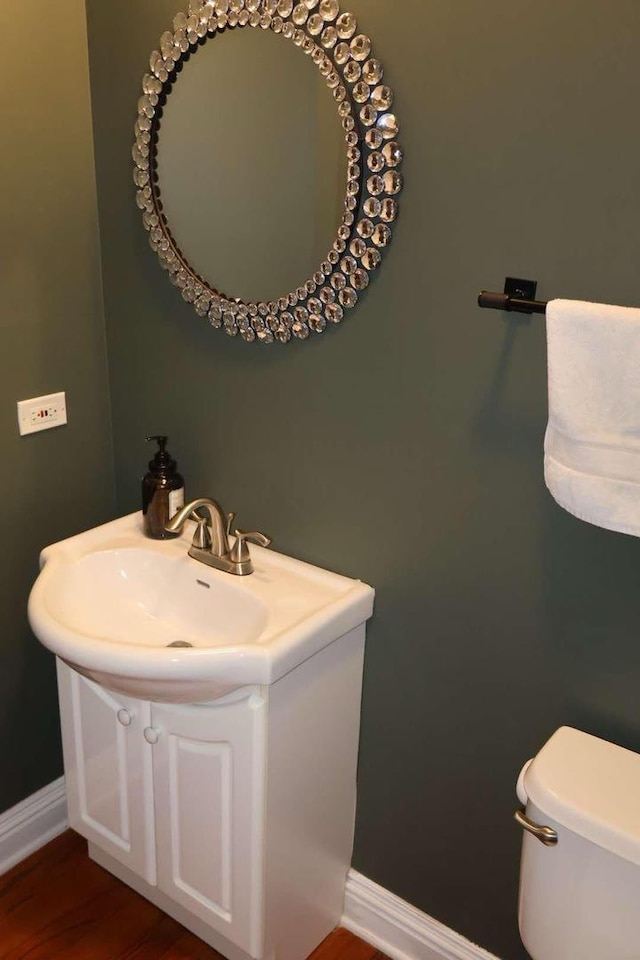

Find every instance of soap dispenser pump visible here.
[141,435,185,539]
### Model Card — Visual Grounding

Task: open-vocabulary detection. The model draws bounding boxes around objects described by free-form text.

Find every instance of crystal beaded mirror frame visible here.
[133,0,404,344]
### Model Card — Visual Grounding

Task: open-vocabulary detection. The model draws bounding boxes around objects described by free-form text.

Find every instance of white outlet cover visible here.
[17,392,67,436]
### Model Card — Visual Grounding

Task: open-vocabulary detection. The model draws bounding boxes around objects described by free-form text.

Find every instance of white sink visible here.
[29,512,374,703]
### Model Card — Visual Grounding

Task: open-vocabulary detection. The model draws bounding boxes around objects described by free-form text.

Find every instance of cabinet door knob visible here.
[117,709,132,726]
[143,726,160,744]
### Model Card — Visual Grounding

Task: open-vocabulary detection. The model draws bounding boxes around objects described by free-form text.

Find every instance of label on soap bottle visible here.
[169,487,185,520]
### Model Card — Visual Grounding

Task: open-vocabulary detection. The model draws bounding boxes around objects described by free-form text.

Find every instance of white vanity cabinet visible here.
[56,624,366,960]
[57,662,265,955]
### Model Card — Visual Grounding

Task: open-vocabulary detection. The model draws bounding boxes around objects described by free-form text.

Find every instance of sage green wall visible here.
[85,2,640,957]
[0,0,114,811]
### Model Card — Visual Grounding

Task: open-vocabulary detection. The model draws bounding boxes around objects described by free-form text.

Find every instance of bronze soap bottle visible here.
[141,435,185,539]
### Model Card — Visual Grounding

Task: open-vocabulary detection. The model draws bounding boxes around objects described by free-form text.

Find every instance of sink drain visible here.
[167,641,193,648]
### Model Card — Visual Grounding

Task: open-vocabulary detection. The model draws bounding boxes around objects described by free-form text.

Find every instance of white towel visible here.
[544,298,640,536]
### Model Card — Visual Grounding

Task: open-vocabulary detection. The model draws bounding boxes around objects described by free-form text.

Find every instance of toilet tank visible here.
[517,726,640,960]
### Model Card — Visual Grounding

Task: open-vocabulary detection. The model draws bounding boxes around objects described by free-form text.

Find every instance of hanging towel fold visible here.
[545,298,640,537]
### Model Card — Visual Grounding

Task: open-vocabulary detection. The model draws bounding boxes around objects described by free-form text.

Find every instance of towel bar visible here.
[478,277,547,315]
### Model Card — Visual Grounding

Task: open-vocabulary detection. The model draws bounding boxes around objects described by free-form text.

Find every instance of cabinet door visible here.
[151,689,266,957]
[56,660,156,884]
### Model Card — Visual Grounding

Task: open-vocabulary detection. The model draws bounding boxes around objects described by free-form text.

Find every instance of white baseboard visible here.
[0,777,68,875]
[342,870,501,960]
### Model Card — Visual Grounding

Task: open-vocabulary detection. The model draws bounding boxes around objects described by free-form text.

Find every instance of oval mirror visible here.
[133,0,404,344]
[156,26,346,305]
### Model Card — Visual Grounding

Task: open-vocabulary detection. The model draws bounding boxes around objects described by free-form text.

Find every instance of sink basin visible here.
[28,512,374,703]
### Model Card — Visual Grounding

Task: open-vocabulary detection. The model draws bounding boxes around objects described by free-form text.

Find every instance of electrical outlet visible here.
[17,392,67,436]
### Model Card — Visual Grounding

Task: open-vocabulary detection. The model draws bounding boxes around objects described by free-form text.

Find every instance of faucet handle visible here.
[229,529,272,569]
[190,513,212,550]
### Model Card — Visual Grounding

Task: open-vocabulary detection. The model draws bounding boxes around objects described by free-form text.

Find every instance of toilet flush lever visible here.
[514,809,558,846]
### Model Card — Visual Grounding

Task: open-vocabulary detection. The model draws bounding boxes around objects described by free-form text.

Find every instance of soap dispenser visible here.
[141,435,185,539]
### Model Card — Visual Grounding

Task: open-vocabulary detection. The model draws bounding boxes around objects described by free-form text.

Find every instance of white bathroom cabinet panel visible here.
[56,660,156,884]
[152,691,266,956]
[264,626,365,960]
[57,623,366,960]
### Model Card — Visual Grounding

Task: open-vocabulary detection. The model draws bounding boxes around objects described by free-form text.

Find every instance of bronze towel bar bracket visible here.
[478,277,547,315]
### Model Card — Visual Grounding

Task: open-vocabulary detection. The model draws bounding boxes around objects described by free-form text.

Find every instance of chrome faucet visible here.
[165,497,271,576]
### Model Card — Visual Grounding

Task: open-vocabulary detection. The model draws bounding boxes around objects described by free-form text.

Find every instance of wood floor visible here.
[0,831,386,960]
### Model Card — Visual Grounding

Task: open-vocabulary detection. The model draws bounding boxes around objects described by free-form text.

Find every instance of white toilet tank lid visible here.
[522,726,640,867]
